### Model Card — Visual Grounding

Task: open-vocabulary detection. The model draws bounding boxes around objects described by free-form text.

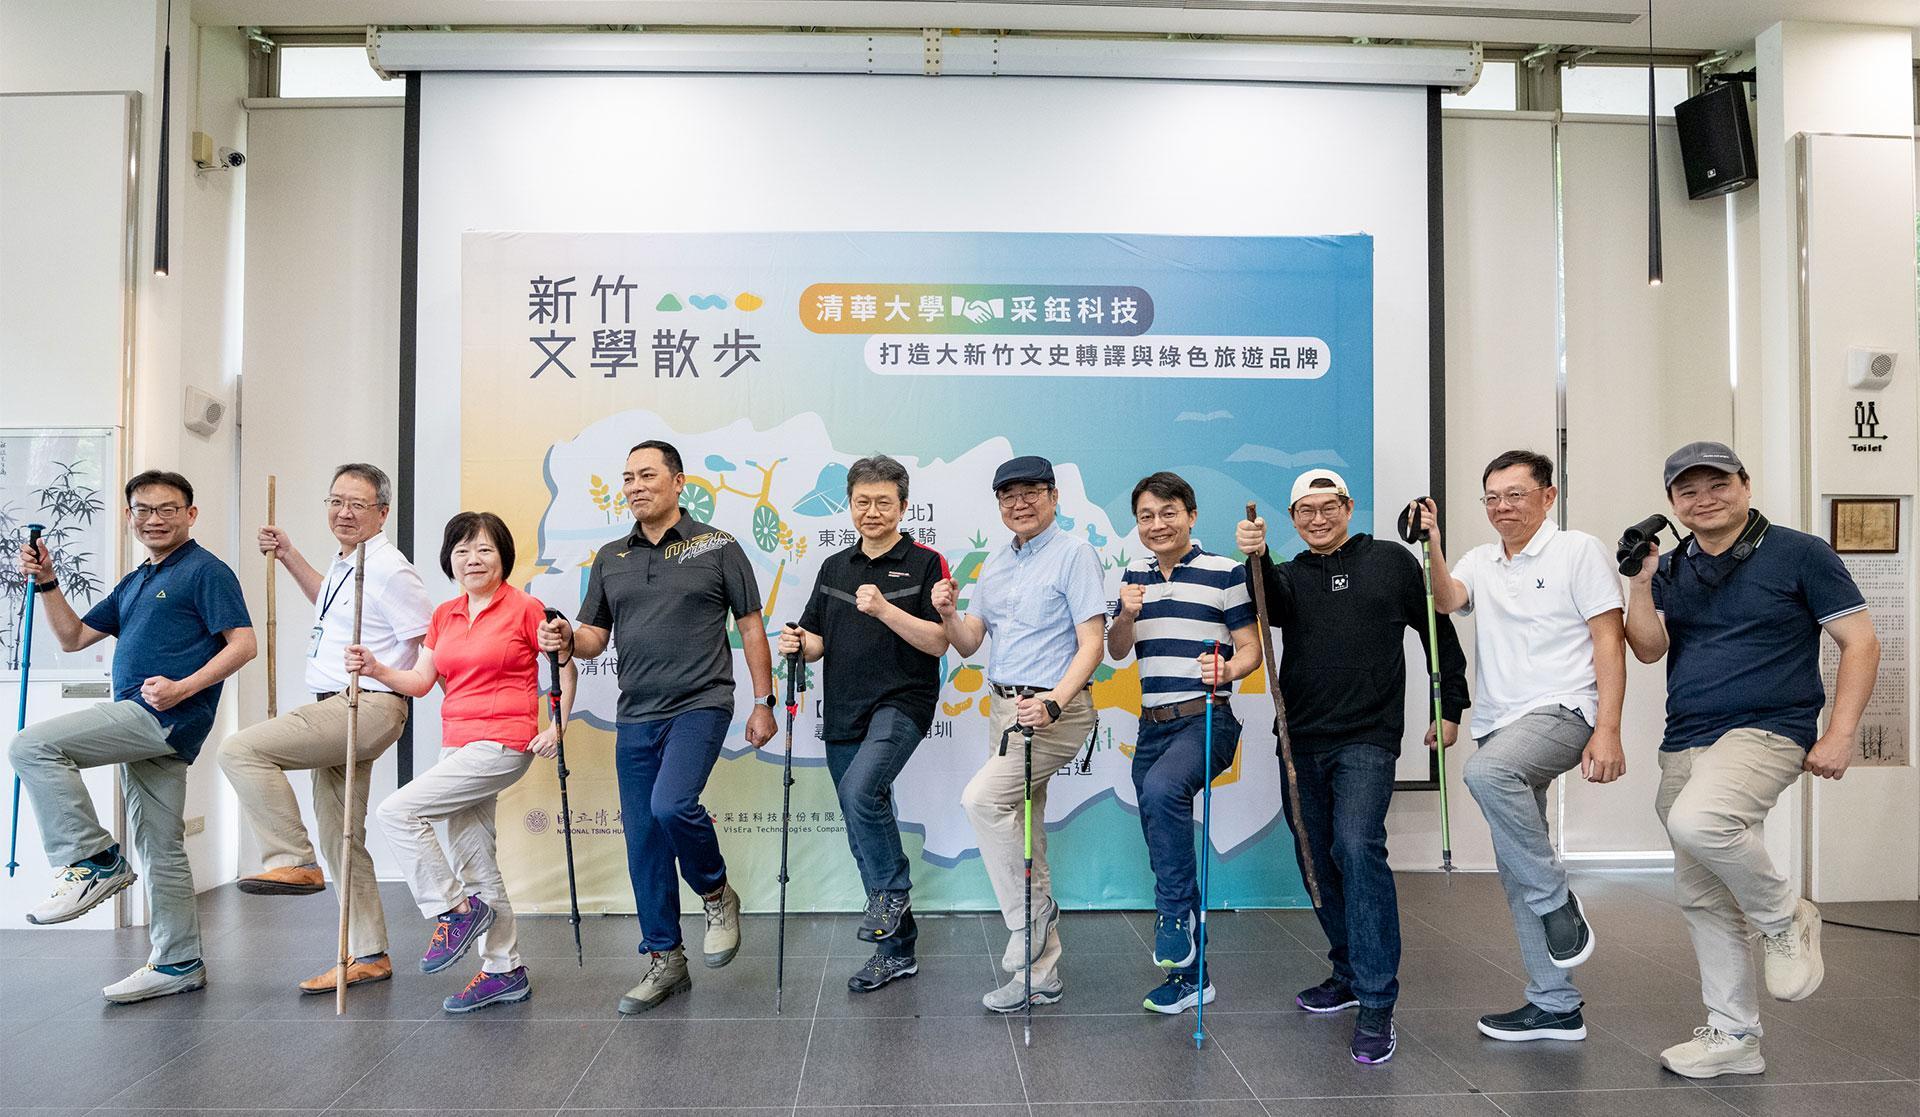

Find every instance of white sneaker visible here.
[104,962,207,1004]
[1660,1026,1765,1078]
[1762,898,1824,1002]
[27,857,137,925]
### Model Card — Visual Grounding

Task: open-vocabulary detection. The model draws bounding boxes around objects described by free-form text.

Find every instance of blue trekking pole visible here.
[1194,638,1218,1050]
[8,524,47,877]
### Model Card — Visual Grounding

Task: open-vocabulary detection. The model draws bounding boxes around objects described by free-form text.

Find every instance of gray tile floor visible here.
[2,870,1915,1116]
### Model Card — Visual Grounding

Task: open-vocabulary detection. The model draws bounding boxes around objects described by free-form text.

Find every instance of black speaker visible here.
[1675,82,1758,200]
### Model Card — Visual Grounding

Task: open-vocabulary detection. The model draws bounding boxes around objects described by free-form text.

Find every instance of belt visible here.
[1140,694,1232,724]
[989,683,1047,699]
[314,691,338,703]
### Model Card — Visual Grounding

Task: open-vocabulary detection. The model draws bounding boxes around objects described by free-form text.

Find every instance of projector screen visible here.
[410,71,1440,913]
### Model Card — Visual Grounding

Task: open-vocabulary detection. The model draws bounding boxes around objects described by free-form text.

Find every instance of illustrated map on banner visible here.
[1,429,115,681]
[1821,551,1910,767]
[459,231,1376,914]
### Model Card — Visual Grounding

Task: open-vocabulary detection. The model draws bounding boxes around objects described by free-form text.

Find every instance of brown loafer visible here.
[297,955,393,995]
[237,865,325,896]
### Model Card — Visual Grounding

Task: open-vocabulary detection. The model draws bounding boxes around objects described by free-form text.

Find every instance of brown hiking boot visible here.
[618,947,691,1014]
[238,865,325,896]
[298,955,393,995]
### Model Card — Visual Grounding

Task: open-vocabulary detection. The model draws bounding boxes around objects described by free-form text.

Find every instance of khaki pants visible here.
[1655,728,1806,1037]
[961,689,1097,988]
[216,692,409,958]
[376,742,533,973]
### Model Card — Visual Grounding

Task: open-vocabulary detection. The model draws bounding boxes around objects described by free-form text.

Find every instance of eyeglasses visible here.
[130,503,186,521]
[851,498,899,514]
[1135,508,1189,526]
[1291,501,1345,523]
[323,497,384,515]
[996,486,1051,509]
[1480,487,1545,509]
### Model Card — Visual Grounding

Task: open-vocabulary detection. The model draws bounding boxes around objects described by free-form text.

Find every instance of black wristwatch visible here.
[34,579,58,593]
[759,693,776,710]
[1042,698,1062,722]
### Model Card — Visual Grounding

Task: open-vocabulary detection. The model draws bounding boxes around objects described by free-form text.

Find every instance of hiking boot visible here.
[1152,911,1195,970]
[1142,972,1214,1015]
[983,974,1061,1013]
[235,864,324,896]
[1351,1005,1397,1064]
[857,890,911,943]
[618,947,691,1014]
[1660,1026,1765,1078]
[1296,976,1360,1013]
[421,895,495,974]
[701,883,741,968]
[1477,1001,1588,1042]
[999,902,1060,973]
[298,955,393,995]
[27,855,136,925]
[847,952,918,993]
[443,966,531,1014]
[104,961,206,1004]
[1541,891,1595,968]
[1762,898,1824,1002]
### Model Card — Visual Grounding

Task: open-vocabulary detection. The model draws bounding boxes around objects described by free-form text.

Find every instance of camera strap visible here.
[1675,510,1770,589]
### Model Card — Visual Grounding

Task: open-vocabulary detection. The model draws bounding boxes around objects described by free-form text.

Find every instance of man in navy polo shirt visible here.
[780,454,949,994]
[11,469,255,1003]
[1107,471,1259,1017]
[539,439,777,1015]
[1624,441,1879,1080]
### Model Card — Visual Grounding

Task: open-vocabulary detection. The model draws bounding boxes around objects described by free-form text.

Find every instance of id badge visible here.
[307,625,324,659]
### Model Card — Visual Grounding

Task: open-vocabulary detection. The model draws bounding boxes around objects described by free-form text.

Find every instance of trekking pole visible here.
[335,541,366,1015]
[265,476,278,720]
[1018,687,1037,1048]
[1399,499,1455,878]
[1244,503,1322,907]
[7,524,46,878]
[1194,639,1218,1051]
[542,609,583,967]
[776,625,800,1014]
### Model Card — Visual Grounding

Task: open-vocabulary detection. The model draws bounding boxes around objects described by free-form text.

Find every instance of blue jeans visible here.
[1283,743,1401,1010]
[825,705,925,956]
[1132,704,1241,978]
[614,708,731,954]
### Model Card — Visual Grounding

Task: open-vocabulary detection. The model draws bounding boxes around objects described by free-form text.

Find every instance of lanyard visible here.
[318,565,352,622]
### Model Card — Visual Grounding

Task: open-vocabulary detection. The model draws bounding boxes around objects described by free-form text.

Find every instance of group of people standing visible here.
[10,436,1876,1082]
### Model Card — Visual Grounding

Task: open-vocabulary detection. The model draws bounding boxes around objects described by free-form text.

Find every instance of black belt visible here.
[990,683,1052,699]
[314,691,338,703]
[1141,694,1232,724]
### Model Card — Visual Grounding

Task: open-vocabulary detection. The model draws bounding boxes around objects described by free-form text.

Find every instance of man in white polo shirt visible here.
[1411,449,1625,1044]
[217,463,435,994]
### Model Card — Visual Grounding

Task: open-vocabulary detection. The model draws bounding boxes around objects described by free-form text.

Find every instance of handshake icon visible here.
[950,296,1005,324]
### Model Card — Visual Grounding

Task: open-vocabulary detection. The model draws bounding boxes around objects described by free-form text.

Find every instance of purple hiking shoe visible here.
[422,895,495,974]
[443,966,531,1013]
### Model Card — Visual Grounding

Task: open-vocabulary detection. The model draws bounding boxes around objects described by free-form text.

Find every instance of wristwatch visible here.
[758,693,776,710]
[34,579,58,593]
[1042,698,1062,722]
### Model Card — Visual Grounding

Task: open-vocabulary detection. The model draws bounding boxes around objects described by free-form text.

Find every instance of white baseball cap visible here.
[1289,468,1350,510]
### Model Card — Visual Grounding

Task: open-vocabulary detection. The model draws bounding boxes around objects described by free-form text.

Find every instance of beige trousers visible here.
[377,742,534,973]
[1655,727,1807,1037]
[216,692,409,958]
[961,689,1097,988]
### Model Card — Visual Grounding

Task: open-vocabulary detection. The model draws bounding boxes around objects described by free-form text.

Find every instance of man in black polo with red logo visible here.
[780,454,950,993]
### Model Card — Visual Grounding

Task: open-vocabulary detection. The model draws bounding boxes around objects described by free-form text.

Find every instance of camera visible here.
[219,147,245,169]
[1616,514,1676,577]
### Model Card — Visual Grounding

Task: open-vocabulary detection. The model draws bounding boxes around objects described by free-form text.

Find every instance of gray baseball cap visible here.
[1663,441,1744,490]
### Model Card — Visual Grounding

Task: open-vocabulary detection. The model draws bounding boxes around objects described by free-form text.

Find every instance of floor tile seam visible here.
[1384,1013,1485,1094]
[317,1017,436,1114]
[85,1012,293,1111]
[786,935,835,1114]
[549,1011,627,1113]
[1752,1006,1916,1080]
[1001,1011,1035,1117]
[1191,1010,1275,1114]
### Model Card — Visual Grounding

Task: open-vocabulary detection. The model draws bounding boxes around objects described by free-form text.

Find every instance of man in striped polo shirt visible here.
[1107,471,1260,1015]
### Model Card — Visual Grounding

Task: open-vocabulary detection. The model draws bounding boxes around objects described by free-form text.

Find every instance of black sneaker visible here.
[1351,1005,1396,1064]
[847,952,918,992]
[1541,891,1595,968]
[857,891,911,943]
[1296,976,1360,1014]
[1477,1001,1588,1042]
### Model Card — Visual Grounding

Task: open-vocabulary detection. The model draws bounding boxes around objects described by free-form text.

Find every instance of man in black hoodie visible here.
[1237,468,1469,1065]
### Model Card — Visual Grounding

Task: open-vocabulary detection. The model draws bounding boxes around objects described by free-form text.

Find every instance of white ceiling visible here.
[191,0,1920,55]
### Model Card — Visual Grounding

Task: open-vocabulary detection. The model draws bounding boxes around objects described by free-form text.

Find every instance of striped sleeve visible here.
[1221,560,1255,631]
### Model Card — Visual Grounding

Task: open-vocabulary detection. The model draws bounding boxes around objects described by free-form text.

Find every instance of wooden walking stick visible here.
[265,476,277,719]
[1245,502,1322,908]
[335,541,367,1014]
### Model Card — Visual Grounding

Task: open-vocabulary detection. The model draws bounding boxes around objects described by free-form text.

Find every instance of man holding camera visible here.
[1414,449,1626,1045]
[1622,442,1878,1079]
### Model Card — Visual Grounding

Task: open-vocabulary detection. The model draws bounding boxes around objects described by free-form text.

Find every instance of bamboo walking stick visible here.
[265,476,277,720]
[1245,502,1322,907]
[335,541,366,1014]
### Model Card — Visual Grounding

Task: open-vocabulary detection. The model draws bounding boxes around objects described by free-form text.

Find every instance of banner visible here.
[460,231,1373,914]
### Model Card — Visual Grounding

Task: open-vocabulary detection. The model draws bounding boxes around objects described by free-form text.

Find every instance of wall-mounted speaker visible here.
[1847,347,1897,391]
[184,385,225,436]
[1675,82,1758,200]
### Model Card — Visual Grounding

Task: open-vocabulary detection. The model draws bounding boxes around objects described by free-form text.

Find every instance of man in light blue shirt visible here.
[935,455,1106,1013]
